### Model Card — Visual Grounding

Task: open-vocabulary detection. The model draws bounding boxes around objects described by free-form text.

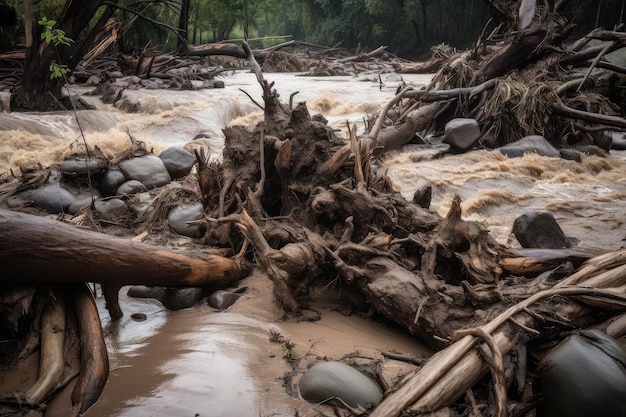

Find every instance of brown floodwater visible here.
[1,71,625,416]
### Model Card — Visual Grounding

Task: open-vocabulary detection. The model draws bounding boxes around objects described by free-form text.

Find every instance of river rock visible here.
[536,330,626,417]
[558,149,582,162]
[443,118,480,152]
[572,144,609,157]
[94,198,130,221]
[298,361,383,408]
[500,147,525,158]
[168,203,204,238]
[118,155,171,189]
[499,135,560,158]
[116,180,148,195]
[127,285,167,301]
[127,286,204,310]
[86,75,101,85]
[512,211,574,249]
[100,169,127,197]
[67,192,95,214]
[159,146,197,179]
[163,287,204,310]
[60,159,106,176]
[207,287,247,310]
[22,184,78,214]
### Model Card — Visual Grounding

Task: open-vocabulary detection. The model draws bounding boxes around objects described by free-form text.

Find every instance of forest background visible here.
[3,0,626,60]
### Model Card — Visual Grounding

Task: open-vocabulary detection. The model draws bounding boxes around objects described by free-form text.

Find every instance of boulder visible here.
[159,146,197,179]
[116,180,148,196]
[127,286,204,310]
[536,330,626,417]
[118,155,171,189]
[572,145,609,158]
[499,147,525,158]
[207,287,247,310]
[167,203,204,238]
[298,361,383,408]
[512,211,574,249]
[558,149,582,162]
[443,118,480,152]
[94,198,130,221]
[22,184,78,214]
[60,159,106,176]
[499,135,560,158]
[99,169,127,197]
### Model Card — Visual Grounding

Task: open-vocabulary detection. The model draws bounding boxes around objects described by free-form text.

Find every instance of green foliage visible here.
[38,17,73,80]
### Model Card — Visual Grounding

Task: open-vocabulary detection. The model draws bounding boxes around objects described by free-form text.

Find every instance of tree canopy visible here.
[5,0,626,60]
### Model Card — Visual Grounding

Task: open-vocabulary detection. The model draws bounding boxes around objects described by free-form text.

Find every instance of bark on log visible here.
[368,102,444,157]
[0,209,250,288]
[186,42,268,62]
[70,283,108,417]
[24,288,66,405]
[370,249,626,417]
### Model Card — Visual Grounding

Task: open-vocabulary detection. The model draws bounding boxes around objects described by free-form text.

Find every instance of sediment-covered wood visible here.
[70,283,108,417]
[0,208,250,288]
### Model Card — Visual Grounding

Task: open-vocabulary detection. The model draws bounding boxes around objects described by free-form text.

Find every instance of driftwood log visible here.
[0,208,250,320]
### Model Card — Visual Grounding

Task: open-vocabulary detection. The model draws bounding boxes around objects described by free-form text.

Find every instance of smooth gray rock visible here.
[512,211,574,249]
[536,330,626,417]
[127,286,203,310]
[159,146,197,179]
[559,149,582,162]
[94,198,130,221]
[168,203,204,238]
[100,169,127,197]
[572,145,608,158]
[118,155,171,189]
[116,180,148,195]
[500,147,525,158]
[443,118,480,151]
[67,194,93,215]
[299,361,383,408]
[60,159,106,176]
[500,135,560,158]
[22,184,77,213]
[207,287,247,310]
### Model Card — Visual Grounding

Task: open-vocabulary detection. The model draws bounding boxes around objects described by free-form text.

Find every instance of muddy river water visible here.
[1,71,625,416]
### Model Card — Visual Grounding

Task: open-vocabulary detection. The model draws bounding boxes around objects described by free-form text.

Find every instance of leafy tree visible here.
[13,0,117,110]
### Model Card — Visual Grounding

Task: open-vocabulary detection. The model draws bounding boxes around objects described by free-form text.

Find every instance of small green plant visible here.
[38,16,73,80]
[282,339,297,362]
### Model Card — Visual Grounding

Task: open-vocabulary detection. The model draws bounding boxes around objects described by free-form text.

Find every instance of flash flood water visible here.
[1,71,625,416]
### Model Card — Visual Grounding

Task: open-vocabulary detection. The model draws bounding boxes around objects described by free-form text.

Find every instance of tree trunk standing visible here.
[23,0,34,49]
[192,1,199,45]
[13,0,118,110]
[177,0,190,53]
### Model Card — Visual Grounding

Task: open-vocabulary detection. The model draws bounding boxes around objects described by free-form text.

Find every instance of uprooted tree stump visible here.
[192,35,626,416]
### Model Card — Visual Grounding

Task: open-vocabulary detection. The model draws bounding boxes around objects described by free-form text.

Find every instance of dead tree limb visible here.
[0,209,250,319]
[70,283,108,417]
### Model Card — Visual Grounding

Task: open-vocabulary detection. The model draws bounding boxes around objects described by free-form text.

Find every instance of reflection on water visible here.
[48,293,273,417]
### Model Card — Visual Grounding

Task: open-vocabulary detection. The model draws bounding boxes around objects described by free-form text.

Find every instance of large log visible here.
[0,209,250,288]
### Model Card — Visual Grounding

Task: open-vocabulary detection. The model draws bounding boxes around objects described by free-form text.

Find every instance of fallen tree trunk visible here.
[370,249,626,417]
[23,288,67,405]
[0,208,250,288]
[186,42,268,61]
[0,208,250,319]
[70,283,108,417]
